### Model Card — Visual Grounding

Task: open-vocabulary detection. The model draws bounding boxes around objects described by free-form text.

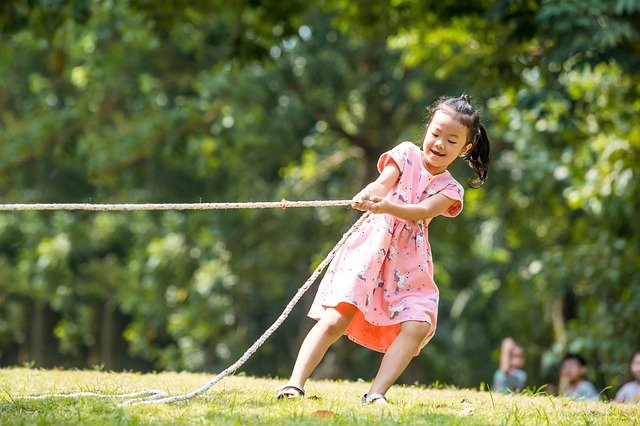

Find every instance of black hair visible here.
[421,94,491,188]
[563,353,588,366]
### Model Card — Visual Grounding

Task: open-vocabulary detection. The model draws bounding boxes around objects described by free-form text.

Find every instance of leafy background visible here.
[0,0,638,398]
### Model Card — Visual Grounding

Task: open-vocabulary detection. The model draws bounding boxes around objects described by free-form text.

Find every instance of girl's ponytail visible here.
[463,123,491,188]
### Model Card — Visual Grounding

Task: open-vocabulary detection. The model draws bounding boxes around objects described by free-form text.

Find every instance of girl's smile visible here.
[421,110,471,175]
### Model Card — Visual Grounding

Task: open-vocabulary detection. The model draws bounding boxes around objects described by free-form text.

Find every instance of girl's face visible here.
[631,353,640,381]
[422,110,471,175]
[510,346,526,369]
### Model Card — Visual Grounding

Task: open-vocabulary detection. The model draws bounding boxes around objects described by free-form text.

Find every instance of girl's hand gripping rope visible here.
[352,190,392,215]
[352,189,372,211]
[363,195,392,215]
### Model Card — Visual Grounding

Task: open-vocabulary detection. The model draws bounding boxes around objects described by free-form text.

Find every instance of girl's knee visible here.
[401,321,431,341]
[319,303,357,336]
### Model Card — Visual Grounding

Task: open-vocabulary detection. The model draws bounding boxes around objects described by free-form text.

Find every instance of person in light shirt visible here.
[559,353,599,400]
[615,350,640,404]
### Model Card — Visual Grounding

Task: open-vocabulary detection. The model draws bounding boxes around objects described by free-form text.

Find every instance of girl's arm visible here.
[352,162,401,211]
[352,159,458,222]
[499,337,515,372]
[367,194,457,222]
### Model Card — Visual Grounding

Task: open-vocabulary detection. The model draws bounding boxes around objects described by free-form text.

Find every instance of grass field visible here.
[1,367,638,425]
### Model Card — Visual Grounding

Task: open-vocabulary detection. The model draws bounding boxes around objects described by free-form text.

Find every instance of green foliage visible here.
[0,0,638,400]
[488,60,640,389]
[535,0,640,64]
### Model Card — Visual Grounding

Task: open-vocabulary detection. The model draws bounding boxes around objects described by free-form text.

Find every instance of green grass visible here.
[1,367,638,425]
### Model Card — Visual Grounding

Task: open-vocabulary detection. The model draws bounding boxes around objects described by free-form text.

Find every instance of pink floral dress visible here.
[308,141,464,355]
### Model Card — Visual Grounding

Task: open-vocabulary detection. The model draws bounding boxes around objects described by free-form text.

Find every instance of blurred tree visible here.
[312,0,640,392]
[0,0,638,399]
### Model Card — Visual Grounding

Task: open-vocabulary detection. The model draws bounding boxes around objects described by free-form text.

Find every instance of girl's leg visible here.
[287,302,358,389]
[367,320,431,396]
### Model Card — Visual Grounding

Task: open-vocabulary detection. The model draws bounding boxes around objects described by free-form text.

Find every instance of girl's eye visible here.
[448,140,456,144]
[431,132,439,137]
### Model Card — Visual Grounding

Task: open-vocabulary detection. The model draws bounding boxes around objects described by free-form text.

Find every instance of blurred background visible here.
[0,0,638,399]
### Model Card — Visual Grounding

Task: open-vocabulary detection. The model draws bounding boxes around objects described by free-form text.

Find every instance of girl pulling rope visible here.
[276,95,491,404]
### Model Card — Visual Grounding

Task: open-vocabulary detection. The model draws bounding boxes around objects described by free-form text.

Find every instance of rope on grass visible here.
[0,199,354,211]
[9,199,369,407]
[119,211,370,407]
[15,390,169,401]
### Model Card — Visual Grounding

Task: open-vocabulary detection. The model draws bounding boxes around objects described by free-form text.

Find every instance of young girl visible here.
[492,337,527,393]
[276,94,491,403]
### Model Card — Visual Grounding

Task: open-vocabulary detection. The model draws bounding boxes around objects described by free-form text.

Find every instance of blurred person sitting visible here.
[492,337,527,393]
[559,353,599,400]
[614,350,640,404]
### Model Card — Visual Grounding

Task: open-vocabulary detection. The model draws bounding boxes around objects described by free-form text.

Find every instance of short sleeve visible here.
[492,369,527,393]
[492,370,508,392]
[614,384,629,402]
[377,142,414,174]
[578,382,600,400]
[438,181,465,218]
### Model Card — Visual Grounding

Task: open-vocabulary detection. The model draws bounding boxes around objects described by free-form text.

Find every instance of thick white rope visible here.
[0,199,353,211]
[11,205,371,407]
[14,390,169,401]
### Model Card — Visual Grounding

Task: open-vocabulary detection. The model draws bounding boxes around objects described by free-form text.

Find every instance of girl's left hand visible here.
[367,195,391,214]
[352,189,372,211]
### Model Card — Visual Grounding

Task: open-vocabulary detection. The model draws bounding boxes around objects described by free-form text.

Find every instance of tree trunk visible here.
[17,302,31,364]
[30,300,46,366]
[100,299,115,369]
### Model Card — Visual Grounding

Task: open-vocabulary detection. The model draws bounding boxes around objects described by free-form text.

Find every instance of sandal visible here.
[275,385,305,399]
[361,393,388,404]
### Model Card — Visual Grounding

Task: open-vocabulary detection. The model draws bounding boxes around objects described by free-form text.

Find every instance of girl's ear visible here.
[459,143,473,157]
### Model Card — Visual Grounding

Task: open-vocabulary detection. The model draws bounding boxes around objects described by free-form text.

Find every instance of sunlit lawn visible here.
[1,367,638,425]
